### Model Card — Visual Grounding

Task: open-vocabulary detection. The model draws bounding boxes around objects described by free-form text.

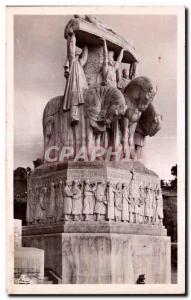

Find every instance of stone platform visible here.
[28,160,160,191]
[23,221,167,236]
[22,222,171,284]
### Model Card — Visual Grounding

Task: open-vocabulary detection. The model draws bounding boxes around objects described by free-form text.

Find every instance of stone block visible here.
[14,247,44,280]
[22,223,171,284]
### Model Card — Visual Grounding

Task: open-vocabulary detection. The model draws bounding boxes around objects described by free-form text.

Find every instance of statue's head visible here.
[123,68,129,79]
[108,51,115,66]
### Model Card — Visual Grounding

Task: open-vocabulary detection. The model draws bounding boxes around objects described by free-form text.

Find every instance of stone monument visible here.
[22,15,170,284]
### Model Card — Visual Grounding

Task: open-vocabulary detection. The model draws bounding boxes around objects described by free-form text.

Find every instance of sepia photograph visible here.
[6,6,185,294]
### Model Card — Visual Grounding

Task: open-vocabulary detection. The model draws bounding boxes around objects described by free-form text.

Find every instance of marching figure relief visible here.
[83,180,96,221]
[72,180,83,221]
[106,181,115,221]
[34,186,46,224]
[63,181,73,221]
[94,182,107,221]
[27,170,163,225]
[155,187,164,225]
[114,183,123,222]
[47,182,56,223]
[122,183,130,222]
[27,176,163,225]
[139,186,145,224]
[144,185,152,224]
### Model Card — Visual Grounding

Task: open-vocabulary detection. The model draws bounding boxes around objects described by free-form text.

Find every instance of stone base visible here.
[14,247,44,280]
[22,222,171,284]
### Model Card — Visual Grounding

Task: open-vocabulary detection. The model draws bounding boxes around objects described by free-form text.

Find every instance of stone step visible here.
[43,280,53,284]
[43,276,49,281]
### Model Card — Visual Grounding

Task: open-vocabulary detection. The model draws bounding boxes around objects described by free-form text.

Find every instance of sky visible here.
[14,14,177,180]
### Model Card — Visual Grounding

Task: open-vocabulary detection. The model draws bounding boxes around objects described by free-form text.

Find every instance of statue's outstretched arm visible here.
[116,68,121,84]
[102,38,108,76]
[115,48,124,70]
[79,45,88,67]
[129,62,137,80]
[67,30,76,69]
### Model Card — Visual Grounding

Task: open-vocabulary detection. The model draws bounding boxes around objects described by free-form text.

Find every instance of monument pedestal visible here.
[25,161,170,284]
[22,222,171,284]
